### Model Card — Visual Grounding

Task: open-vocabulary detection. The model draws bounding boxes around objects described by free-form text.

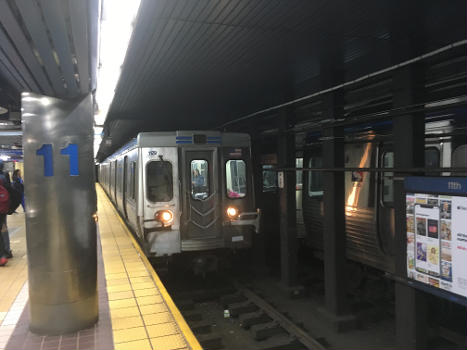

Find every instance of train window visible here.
[226,160,247,198]
[191,160,209,200]
[130,161,136,199]
[308,157,323,197]
[296,158,303,190]
[262,165,277,192]
[425,147,440,168]
[382,152,394,204]
[146,161,173,202]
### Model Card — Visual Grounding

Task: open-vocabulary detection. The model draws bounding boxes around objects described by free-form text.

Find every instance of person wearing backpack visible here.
[0,161,12,260]
[12,169,25,212]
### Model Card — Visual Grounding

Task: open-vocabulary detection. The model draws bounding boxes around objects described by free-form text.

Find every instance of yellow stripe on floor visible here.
[97,185,202,350]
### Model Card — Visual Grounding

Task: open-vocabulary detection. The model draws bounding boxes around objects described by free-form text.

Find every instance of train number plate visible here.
[232,235,244,242]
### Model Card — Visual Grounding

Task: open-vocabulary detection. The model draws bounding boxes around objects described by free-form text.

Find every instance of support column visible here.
[321,92,354,326]
[250,125,266,266]
[393,65,428,349]
[277,110,298,288]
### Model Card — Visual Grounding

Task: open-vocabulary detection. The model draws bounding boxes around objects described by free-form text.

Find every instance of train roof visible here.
[138,131,250,147]
[101,131,250,163]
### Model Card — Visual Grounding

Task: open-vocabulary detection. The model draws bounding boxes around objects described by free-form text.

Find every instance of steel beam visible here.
[321,92,349,315]
[277,110,297,287]
[392,65,427,349]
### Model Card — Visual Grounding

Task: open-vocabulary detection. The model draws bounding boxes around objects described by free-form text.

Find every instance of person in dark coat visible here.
[0,161,12,261]
[12,169,25,211]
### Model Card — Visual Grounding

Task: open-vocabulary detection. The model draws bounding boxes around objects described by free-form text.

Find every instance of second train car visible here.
[98,131,260,267]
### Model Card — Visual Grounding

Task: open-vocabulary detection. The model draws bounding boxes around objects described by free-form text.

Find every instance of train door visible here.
[377,145,395,255]
[113,160,118,202]
[110,161,115,198]
[180,148,222,244]
[122,156,128,219]
[295,157,306,238]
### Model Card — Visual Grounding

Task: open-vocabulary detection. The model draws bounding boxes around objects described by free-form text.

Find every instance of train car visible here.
[300,109,467,273]
[98,131,260,268]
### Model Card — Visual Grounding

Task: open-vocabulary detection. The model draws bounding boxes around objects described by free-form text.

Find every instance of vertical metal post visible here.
[250,126,266,264]
[277,110,297,287]
[22,93,98,335]
[392,66,427,348]
[321,92,348,316]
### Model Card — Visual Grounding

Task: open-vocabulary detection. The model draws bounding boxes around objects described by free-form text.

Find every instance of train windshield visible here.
[146,161,173,202]
[191,160,209,200]
[226,160,247,198]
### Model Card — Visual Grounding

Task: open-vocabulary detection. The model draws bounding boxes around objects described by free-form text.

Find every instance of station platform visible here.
[0,185,201,350]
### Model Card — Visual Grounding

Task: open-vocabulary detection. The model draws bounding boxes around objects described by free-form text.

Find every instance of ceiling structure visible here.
[0,1,465,160]
[0,0,98,150]
[97,0,466,160]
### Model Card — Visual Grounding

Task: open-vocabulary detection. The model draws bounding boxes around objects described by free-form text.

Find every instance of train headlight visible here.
[226,206,239,219]
[155,210,174,226]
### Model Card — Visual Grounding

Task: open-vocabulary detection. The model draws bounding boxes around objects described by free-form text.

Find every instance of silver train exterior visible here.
[98,131,260,258]
[296,116,467,273]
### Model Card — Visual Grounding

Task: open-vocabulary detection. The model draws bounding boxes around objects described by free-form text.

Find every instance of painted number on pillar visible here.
[36,144,53,177]
[60,144,79,176]
[36,144,79,176]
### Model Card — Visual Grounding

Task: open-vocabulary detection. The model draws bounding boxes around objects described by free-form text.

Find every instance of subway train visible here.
[98,131,260,268]
[260,108,466,274]
[296,109,467,273]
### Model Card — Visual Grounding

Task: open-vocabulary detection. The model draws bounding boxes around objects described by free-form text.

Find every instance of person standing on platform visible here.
[0,161,12,260]
[12,169,25,212]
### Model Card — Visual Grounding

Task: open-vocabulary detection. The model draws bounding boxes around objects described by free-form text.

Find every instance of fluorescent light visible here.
[94,0,141,158]
[95,0,141,126]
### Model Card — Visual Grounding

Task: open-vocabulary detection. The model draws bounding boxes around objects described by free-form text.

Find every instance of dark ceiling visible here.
[98,0,466,159]
[0,1,465,160]
[0,0,98,116]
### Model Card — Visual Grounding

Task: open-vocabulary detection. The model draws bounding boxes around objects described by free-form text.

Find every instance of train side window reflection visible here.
[425,147,440,169]
[308,157,323,197]
[130,161,136,199]
[146,161,173,202]
[191,160,209,200]
[226,160,247,198]
[262,165,277,192]
[382,152,394,204]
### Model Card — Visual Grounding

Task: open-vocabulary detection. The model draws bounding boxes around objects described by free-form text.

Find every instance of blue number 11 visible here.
[36,143,79,176]
[60,144,79,176]
[36,144,53,177]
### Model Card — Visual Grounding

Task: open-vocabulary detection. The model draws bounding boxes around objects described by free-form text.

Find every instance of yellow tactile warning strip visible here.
[96,185,202,350]
[0,212,28,325]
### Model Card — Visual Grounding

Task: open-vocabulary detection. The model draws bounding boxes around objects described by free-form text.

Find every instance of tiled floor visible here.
[1,226,114,350]
[0,186,201,350]
[97,185,200,350]
[0,211,28,325]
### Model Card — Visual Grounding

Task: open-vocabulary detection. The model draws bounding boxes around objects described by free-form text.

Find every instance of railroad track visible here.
[170,281,327,350]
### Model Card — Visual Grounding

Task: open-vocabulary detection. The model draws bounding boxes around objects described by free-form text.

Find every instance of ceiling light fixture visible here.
[94,0,141,126]
[93,0,141,157]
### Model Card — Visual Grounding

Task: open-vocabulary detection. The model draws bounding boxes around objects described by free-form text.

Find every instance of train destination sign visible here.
[405,177,467,301]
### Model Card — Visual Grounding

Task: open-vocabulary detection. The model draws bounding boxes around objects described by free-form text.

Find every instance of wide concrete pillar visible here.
[22,93,98,334]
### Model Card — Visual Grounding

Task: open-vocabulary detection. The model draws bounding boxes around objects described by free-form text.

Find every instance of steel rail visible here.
[236,283,327,350]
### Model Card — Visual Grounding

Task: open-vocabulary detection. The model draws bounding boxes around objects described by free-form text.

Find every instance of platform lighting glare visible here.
[40,97,51,106]
[94,0,141,127]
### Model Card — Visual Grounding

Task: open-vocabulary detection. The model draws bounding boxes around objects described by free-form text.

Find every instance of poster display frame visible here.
[404,176,467,306]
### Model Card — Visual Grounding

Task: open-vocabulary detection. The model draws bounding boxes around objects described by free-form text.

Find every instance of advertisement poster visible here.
[406,193,467,298]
